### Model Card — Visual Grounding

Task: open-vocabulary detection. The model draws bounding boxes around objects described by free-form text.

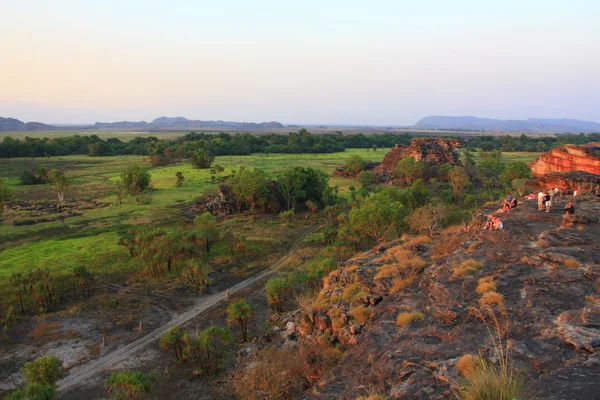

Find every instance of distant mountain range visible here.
[2,115,600,133]
[414,116,600,133]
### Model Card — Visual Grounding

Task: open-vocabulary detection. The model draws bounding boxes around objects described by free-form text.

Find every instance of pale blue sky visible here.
[1,0,599,124]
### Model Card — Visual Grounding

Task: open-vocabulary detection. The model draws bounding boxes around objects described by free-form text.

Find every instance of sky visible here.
[1,0,599,125]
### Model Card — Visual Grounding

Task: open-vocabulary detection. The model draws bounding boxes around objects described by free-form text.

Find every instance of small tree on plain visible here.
[120,165,151,203]
[159,325,187,361]
[175,172,185,187]
[226,299,256,341]
[105,370,155,400]
[47,170,69,211]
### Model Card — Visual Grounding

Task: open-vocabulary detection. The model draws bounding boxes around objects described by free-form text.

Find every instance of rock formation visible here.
[530,171,600,193]
[529,144,600,177]
[374,138,462,174]
[292,197,600,399]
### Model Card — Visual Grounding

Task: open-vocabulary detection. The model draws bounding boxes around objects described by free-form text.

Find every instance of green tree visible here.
[191,149,215,169]
[71,266,93,297]
[185,325,232,375]
[511,178,530,197]
[501,162,532,183]
[159,326,187,361]
[448,166,470,201]
[230,168,269,213]
[120,165,151,203]
[395,157,425,185]
[193,212,221,252]
[277,168,307,210]
[357,170,377,188]
[175,172,185,187]
[344,155,367,177]
[5,383,57,400]
[349,188,409,243]
[265,277,291,313]
[105,370,154,400]
[21,355,63,386]
[226,299,256,341]
[46,170,69,211]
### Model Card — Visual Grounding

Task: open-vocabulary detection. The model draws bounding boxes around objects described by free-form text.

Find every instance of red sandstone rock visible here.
[374,138,462,174]
[529,144,600,177]
[529,171,600,193]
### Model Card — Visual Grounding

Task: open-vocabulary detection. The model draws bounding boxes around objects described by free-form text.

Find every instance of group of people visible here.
[483,215,503,230]
[536,188,559,213]
[502,192,518,212]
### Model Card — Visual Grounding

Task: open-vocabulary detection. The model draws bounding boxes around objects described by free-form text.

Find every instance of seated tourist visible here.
[482,216,494,230]
[502,199,511,213]
[564,201,575,215]
[510,197,518,209]
[527,192,536,200]
[492,216,503,230]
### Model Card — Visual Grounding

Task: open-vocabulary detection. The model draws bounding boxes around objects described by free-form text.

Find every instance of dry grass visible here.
[331,317,346,332]
[479,292,505,308]
[374,255,426,280]
[377,248,411,265]
[456,354,478,376]
[29,321,61,340]
[390,276,415,294]
[396,311,424,327]
[520,255,529,264]
[402,234,432,246]
[476,277,497,295]
[349,306,374,324]
[433,234,463,258]
[454,259,484,277]
[468,242,480,252]
[341,282,369,304]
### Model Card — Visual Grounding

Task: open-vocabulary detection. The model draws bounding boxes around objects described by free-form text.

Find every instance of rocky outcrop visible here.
[530,171,600,193]
[529,144,600,177]
[301,197,600,400]
[374,138,462,174]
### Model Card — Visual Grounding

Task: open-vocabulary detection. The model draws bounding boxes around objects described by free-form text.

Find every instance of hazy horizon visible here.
[2,0,599,125]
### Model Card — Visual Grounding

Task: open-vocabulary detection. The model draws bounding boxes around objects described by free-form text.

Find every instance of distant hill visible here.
[414,116,600,133]
[93,116,284,130]
[0,117,54,132]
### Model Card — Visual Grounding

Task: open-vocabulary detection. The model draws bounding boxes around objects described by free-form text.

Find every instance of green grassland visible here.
[0,149,386,284]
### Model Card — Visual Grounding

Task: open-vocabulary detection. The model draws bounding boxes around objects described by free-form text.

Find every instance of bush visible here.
[454,357,531,400]
[349,306,373,324]
[454,259,484,276]
[479,291,505,308]
[396,311,424,327]
[21,355,63,386]
[476,277,496,295]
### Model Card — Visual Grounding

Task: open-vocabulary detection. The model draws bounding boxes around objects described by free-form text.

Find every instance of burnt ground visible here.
[302,195,600,399]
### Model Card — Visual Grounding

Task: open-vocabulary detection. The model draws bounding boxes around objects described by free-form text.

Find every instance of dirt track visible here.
[57,224,320,395]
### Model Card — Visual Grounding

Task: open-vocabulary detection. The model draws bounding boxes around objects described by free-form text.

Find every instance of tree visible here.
[181,260,211,293]
[47,170,69,211]
[511,178,530,197]
[357,170,377,188]
[120,165,151,203]
[501,162,532,183]
[349,188,409,243]
[226,299,256,341]
[21,355,63,386]
[5,383,57,400]
[344,155,367,177]
[159,325,187,361]
[265,277,291,313]
[88,142,105,157]
[191,149,215,169]
[214,165,224,175]
[395,157,425,185]
[372,144,378,152]
[175,172,185,187]
[277,168,306,210]
[9,273,26,312]
[406,203,448,237]
[71,266,93,297]
[448,166,470,201]
[185,325,232,375]
[105,370,154,400]
[230,168,269,213]
[194,212,221,252]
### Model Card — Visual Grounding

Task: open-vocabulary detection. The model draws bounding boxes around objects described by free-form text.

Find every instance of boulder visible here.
[374,138,463,174]
[529,144,600,178]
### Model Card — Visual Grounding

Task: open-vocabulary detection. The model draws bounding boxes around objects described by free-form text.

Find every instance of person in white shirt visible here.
[537,191,545,211]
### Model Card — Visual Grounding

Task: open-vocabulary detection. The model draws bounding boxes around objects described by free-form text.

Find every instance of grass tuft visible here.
[349,306,373,325]
[476,277,497,295]
[454,259,484,277]
[479,291,505,308]
[396,311,424,327]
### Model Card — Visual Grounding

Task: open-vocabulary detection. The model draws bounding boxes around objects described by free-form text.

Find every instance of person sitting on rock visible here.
[502,199,511,213]
[564,201,575,215]
[482,216,494,230]
[492,216,503,230]
[545,191,552,213]
[507,192,513,203]
[527,192,536,200]
[510,197,518,209]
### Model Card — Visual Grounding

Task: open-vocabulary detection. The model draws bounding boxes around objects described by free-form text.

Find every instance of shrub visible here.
[396,312,424,327]
[390,277,414,294]
[454,259,484,276]
[454,357,531,400]
[479,291,505,308]
[341,282,368,305]
[349,306,373,324]
[105,370,155,400]
[476,277,497,295]
[21,355,63,386]
[456,354,478,376]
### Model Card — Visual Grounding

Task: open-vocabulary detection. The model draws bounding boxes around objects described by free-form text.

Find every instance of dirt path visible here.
[57,223,321,394]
